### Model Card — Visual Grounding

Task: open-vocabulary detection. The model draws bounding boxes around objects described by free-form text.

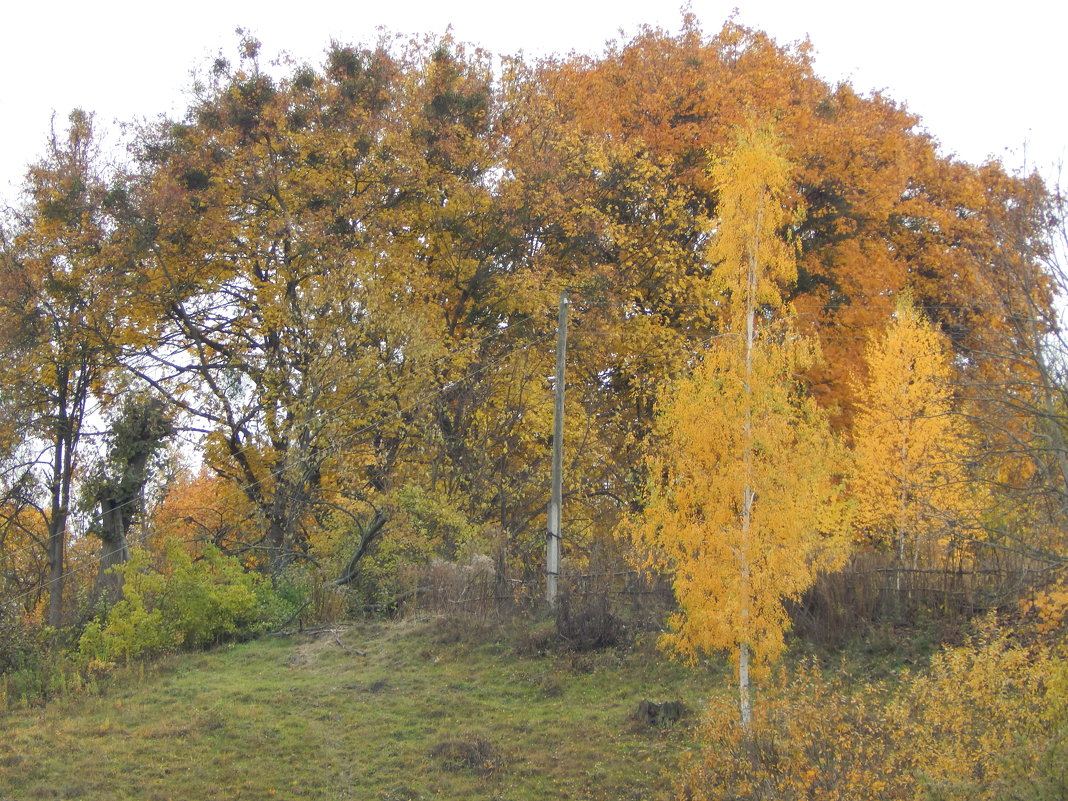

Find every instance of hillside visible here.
[0,618,715,800]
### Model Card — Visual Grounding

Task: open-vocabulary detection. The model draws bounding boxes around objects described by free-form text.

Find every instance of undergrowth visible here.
[77,541,291,666]
[681,615,1068,801]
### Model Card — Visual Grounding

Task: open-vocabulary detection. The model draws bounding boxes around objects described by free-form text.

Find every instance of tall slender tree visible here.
[0,111,120,624]
[636,123,848,728]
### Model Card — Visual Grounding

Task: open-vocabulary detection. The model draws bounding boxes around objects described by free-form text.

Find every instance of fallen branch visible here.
[270,599,312,635]
[333,631,367,656]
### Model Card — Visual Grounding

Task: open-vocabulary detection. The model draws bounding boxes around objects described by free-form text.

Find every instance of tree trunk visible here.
[733,200,762,732]
[331,511,388,587]
[47,403,75,628]
[92,496,128,607]
[739,641,752,729]
[90,395,172,608]
[46,442,67,628]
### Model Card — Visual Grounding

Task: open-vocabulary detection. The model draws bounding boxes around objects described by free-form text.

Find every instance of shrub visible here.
[681,665,903,801]
[0,609,85,707]
[0,605,46,676]
[555,589,623,651]
[79,540,286,665]
[893,620,1065,800]
[681,616,1066,801]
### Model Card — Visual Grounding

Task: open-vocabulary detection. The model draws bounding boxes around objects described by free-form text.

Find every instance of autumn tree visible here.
[493,50,719,573]
[0,18,1055,629]
[641,336,847,726]
[532,18,1054,429]
[0,473,50,615]
[0,110,125,625]
[148,468,262,558]
[497,19,1055,605]
[636,124,847,727]
[116,35,555,587]
[850,297,974,591]
[949,168,1068,569]
[369,40,567,580]
[97,20,1055,598]
[116,38,429,574]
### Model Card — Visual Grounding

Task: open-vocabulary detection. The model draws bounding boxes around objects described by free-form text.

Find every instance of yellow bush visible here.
[892,620,1060,799]
[681,617,1065,801]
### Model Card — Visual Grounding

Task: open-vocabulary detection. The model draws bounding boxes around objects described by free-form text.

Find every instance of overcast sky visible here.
[1,0,1064,205]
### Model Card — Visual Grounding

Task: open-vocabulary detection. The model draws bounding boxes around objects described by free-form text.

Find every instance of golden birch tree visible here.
[637,123,848,728]
[641,335,847,725]
[850,298,973,582]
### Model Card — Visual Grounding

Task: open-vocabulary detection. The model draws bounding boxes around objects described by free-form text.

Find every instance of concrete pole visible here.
[547,290,568,606]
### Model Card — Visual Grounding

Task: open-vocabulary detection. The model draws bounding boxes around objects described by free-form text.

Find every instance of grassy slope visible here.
[0,618,721,800]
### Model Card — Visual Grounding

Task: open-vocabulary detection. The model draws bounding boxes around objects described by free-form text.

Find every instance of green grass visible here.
[0,617,721,800]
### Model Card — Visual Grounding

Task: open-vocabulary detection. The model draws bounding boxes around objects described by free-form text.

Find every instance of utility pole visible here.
[547,290,568,606]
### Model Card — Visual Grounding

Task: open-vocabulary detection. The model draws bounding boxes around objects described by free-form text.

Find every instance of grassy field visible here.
[0,617,721,800]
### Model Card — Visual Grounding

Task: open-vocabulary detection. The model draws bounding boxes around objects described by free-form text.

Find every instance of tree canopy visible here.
[0,19,1059,640]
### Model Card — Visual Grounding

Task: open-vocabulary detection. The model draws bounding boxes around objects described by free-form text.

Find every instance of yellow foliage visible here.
[1023,577,1068,636]
[850,297,975,562]
[682,617,1065,801]
[150,469,261,561]
[708,122,801,327]
[635,121,849,690]
[637,331,849,671]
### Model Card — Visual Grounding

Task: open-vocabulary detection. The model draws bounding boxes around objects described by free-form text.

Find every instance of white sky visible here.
[1,0,1065,205]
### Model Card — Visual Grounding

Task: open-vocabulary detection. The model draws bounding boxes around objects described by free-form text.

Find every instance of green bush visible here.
[0,605,46,675]
[0,609,85,707]
[79,540,286,665]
